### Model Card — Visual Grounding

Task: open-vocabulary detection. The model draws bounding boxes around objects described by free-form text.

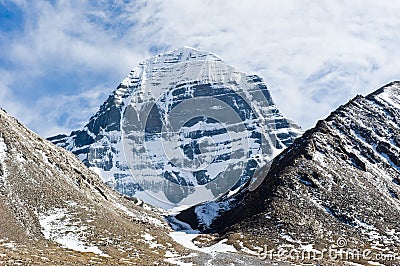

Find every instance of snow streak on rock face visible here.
[174,82,400,258]
[50,47,302,208]
[0,137,6,163]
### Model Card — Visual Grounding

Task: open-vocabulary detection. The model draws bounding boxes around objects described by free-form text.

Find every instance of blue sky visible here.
[0,0,399,137]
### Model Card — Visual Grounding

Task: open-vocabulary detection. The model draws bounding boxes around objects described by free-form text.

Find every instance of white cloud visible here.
[9,1,148,75]
[31,85,111,137]
[0,71,23,116]
[131,0,400,128]
[0,0,399,135]
[0,68,110,137]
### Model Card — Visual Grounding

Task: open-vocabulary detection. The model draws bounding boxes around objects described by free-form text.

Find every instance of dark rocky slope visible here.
[174,81,400,264]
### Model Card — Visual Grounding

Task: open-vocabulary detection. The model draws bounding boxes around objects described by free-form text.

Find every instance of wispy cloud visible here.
[0,0,399,136]
[32,85,112,137]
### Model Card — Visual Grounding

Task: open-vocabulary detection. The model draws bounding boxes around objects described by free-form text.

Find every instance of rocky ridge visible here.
[173,81,400,265]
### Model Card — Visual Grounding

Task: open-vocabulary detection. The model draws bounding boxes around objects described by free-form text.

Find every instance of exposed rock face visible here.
[0,108,192,264]
[49,47,302,208]
[173,82,400,264]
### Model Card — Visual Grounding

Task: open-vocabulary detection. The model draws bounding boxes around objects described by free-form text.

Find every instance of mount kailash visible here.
[49,47,302,208]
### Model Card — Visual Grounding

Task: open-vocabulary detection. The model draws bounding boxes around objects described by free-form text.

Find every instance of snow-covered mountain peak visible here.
[149,46,222,64]
[50,48,302,208]
[122,46,242,92]
[116,47,229,107]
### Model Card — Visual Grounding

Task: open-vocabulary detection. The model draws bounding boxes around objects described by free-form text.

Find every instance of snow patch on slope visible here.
[169,231,236,254]
[0,137,7,163]
[194,201,232,228]
[38,206,108,257]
